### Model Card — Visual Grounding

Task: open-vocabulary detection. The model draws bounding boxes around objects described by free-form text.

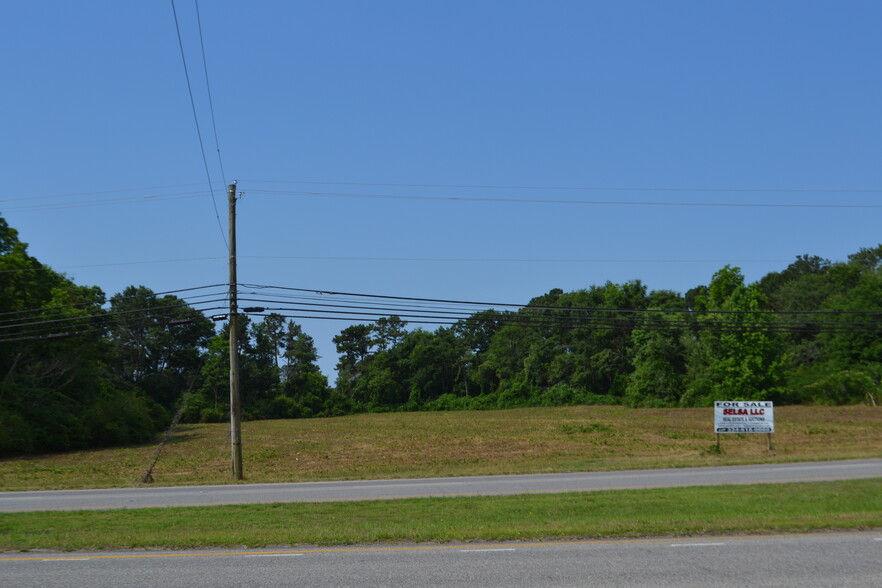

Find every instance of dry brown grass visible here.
[1,405,880,490]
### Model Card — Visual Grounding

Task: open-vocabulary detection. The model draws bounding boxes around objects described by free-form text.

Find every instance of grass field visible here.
[1,405,880,490]
[1,405,881,551]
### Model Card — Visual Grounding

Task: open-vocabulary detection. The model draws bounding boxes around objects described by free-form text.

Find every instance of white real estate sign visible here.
[714,401,774,434]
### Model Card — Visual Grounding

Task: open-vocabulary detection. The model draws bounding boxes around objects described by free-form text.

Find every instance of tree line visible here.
[326,257,882,413]
[2,213,881,456]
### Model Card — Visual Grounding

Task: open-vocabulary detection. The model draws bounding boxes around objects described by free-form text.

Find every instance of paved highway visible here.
[2,459,880,512]
[2,532,880,587]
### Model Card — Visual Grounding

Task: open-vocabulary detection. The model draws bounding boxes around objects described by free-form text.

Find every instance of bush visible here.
[180,392,210,423]
[422,393,495,411]
[0,407,34,456]
[86,389,158,447]
[804,370,880,405]
[531,383,615,407]
[495,380,534,408]
[199,406,227,423]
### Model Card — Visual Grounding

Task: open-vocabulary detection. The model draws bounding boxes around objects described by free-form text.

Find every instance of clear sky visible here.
[3,1,881,377]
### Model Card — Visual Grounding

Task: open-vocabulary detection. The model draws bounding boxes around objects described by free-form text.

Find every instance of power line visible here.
[231,286,882,334]
[243,179,882,195]
[194,0,227,187]
[0,284,227,321]
[249,189,882,209]
[0,294,228,329]
[0,300,229,343]
[0,296,227,330]
[4,181,877,215]
[0,191,209,213]
[0,326,110,344]
[0,254,794,273]
[6,281,879,328]
[240,254,791,265]
[242,283,525,310]
[237,288,512,315]
[6,178,880,206]
[240,284,882,317]
[254,310,880,335]
[241,300,882,329]
[0,257,227,274]
[0,301,227,339]
[4,278,881,343]
[58,257,226,270]
[0,182,214,203]
[170,0,227,250]
[5,288,880,343]
[8,304,873,344]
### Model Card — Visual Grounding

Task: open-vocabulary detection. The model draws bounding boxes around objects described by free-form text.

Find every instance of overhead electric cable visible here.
[236,289,498,314]
[240,299,881,332]
[241,284,524,310]
[0,327,110,344]
[0,191,210,213]
[0,182,215,203]
[194,0,227,187]
[243,179,882,195]
[240,255,791,265]
[0,299,228,332]
[241,296,776,320]
[240,284,882,316]
[0,298,227,328]
[258,311,878,335]
[50,257,226,271]
[0,284,227,320]
[0,260,228,280]
[249,189,882,209]
[0,305,230,343]
[119,283,228,298]
[4,287,879,342]
[170,0,227,249]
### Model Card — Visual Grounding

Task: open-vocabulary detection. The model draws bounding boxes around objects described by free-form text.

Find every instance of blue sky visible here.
[3,1,881,376]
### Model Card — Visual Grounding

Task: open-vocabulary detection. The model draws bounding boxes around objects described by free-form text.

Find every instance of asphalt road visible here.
[2,459,880,512]
[2,532,880,587]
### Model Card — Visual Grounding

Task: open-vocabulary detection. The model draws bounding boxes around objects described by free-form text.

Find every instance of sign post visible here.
[714,401,774,451]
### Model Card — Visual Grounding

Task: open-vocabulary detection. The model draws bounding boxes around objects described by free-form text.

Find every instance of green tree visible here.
[273,320,330,417]
[624,328,686,407]
[189,332,230,422]
[253,313,286,374]
[400,328,463,405]
[373,315,407,351]
[623,290,688,407]
[847,244,882,272]
[333,323,375,399]
[0,215,162,455]
[192,315,270,421]
[107,286,213,409]
[681,266,785,406]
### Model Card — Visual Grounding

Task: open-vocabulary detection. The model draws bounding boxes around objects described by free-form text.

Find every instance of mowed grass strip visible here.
[2,405,881,490]
[2,479,881,551]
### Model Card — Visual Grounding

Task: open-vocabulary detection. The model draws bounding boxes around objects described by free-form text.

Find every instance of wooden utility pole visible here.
[228,182,243,480]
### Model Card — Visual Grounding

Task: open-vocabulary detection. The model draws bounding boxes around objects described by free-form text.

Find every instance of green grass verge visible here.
[3,479,881,551]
